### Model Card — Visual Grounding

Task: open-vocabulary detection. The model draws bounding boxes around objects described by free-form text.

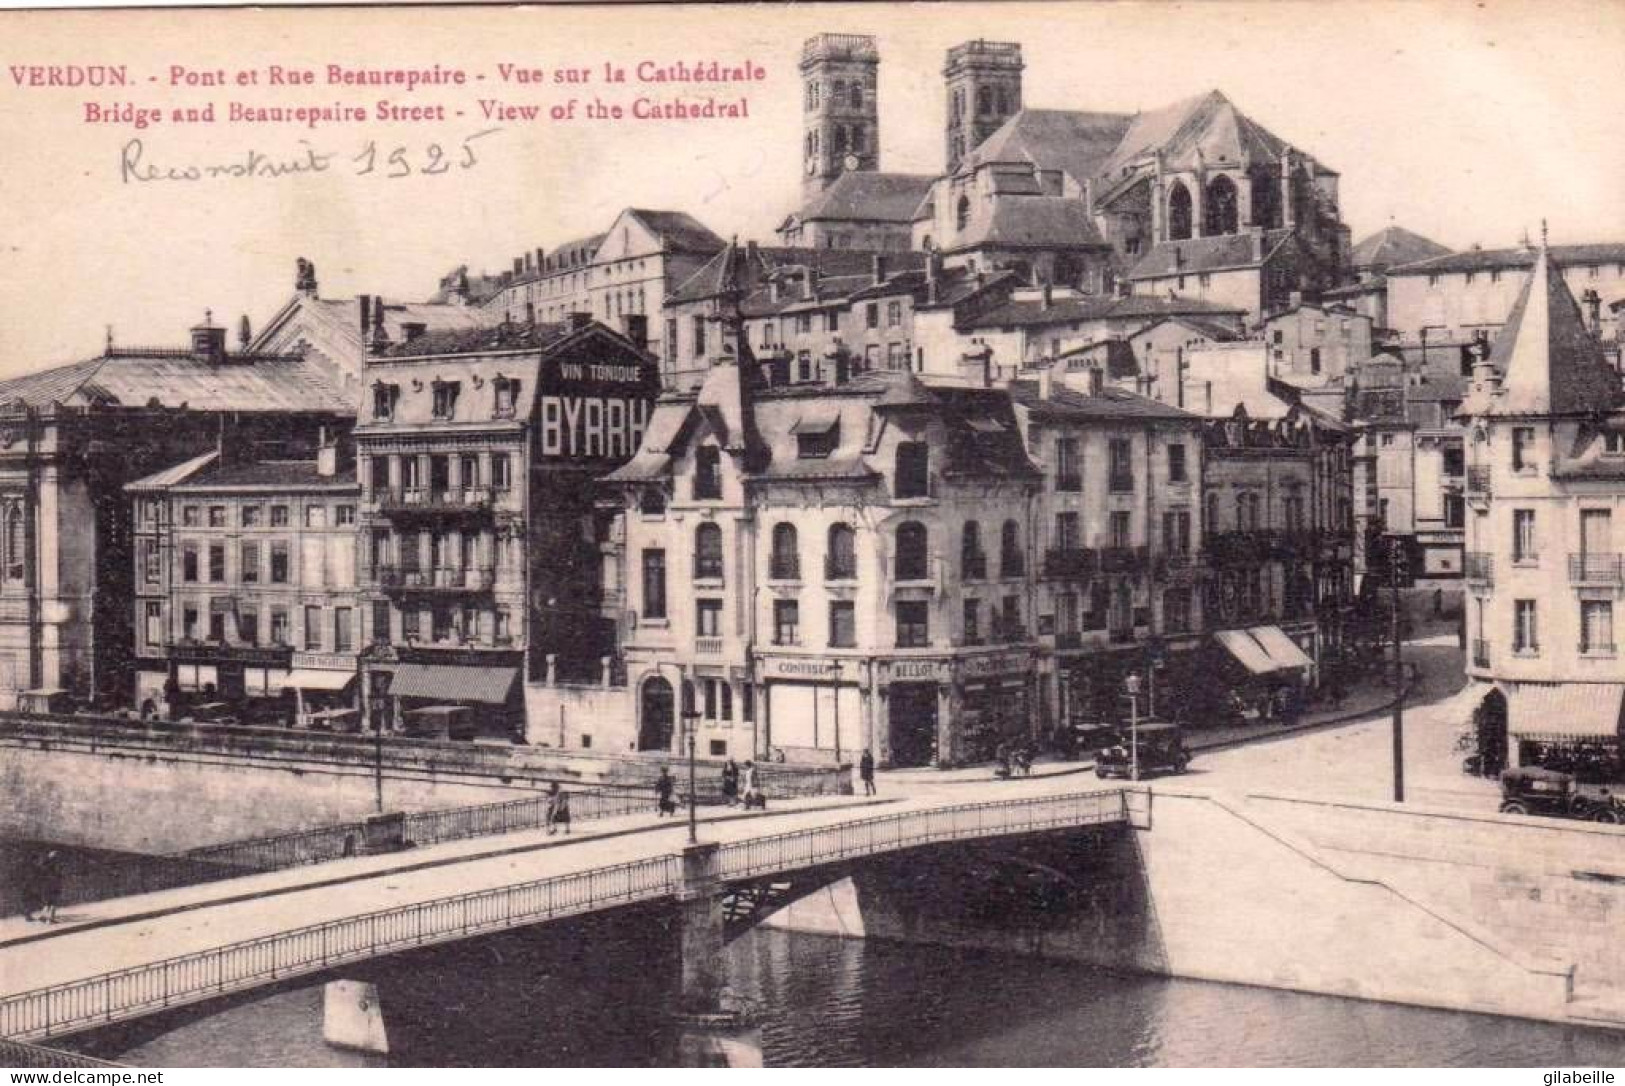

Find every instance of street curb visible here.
[0,795,898,950]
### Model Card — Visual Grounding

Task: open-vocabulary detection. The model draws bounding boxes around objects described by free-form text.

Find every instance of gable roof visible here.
[1350,226,1451,270]
[1476,246,1622,417]
[1008,379,1198,421]
[795,172,936,225]
[966,292,1244,330]
[959,197,1107,251]
[1128,228,1296,280]
[1390,242,1625,277]
[623,209,726,254]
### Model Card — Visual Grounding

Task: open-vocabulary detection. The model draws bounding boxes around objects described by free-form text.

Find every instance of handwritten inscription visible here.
[118,129,501,183]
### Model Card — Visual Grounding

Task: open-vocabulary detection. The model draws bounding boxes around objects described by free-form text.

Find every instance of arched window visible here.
[961,521,985,579]
[694,522,724,582]
[2,506,20,582]
[1251,171,1280,229]
[639,676,674,752]
[895,521,928,581]
[832,80,846,103]
[1167,181,1193,241]
[1205,491,1220,538]
[826,523,856,580]
[976,86,993,115]
[1111,581,1134,634]
[1000,519,1024,578]
[895,441,929,499]
[849,82,863,109]
[956,195,971,232]
[770,522,800,580]
[1204,175,1240,236]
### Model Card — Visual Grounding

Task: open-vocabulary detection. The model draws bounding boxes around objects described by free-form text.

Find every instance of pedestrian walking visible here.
[656,767,677,817]
[859,749,876,796]
[545,782,571,836]
[31,849,63,924]
[722,758,740,806]
[741,760,764,810]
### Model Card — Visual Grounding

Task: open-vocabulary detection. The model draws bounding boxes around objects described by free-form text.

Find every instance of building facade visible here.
[126,443,363,725]
[1461,246,1625,770]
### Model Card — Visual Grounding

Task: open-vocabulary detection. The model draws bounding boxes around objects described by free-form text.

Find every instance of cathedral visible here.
[778,35,1351,321]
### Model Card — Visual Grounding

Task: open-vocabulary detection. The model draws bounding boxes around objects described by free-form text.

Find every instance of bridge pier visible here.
[323,979,390,1056]
[675,843,725,1014]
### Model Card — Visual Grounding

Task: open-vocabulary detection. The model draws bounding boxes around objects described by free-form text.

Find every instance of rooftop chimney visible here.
[1583,288,1603,332]
[358,295,372,339]
[237,314,252,349]
[368,296,391,354]
[190,313,227,366]
[295,257,318,298]
[513,257,524,275]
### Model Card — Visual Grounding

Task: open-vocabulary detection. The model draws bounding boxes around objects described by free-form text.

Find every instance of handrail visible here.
[0,789,1133,1041]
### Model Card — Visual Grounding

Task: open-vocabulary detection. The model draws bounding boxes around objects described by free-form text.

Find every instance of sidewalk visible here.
[884,657,1413,786]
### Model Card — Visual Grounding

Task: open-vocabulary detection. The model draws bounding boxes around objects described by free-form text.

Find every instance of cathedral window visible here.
[976,86,993,115]
[1167,182,1193,241]
[1204,175,1239,236]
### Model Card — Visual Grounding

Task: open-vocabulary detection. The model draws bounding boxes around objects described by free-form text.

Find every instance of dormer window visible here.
[1605,433,1625,457]
[493,374,521,419]
[371,382,400,421]
[431,379,461,419]
[794,416,840,459]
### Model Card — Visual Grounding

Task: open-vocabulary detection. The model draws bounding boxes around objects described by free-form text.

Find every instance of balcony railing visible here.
[1570,553,1625,585]
[999,554,1026,579]
[1466,466,1492,496]
[695,636,724,655]
[1100,545,1150,573]
[769,556,801,581]
[693,557,725,582]
[961,553,988,581]
[824,555,856,581]
[375,487,501,517]
[1054,631,1083,650]
[1464,552,1494,583]
[1108,473,1134,494]
[1472,638,1490,668]
[1043,547,1097,580]
[375,566,496,592]
[1055,474,1083,493]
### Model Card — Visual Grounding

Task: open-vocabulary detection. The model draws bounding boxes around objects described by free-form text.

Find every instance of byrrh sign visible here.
[537,335,660,463]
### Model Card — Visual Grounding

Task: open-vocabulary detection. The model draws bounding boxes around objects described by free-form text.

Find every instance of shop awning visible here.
[1214,629,1276,675]
[389,663,517,705]
[284,669,357,692]
[1214,626,1313,675]
[1507,683,1625,739]
[1252,626,1315,670]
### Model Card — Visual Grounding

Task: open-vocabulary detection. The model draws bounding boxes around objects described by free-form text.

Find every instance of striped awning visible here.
[284,668,356,692]
[1507,683,1625,739]
[388,663,516,705]
[1214,626,1313,675]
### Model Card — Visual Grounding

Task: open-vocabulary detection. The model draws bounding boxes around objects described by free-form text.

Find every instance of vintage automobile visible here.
[1498,766,1624,823]
[1095,723,1191,780]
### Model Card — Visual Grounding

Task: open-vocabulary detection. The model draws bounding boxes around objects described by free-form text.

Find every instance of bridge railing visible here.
[717,789,1131,881]
[0,789,1135,1042]
[0,1037,125,1067]
[0,854,682,1042]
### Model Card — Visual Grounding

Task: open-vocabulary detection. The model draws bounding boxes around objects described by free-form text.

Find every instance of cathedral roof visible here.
[955,196,1108,251]
[1474,245,1621,417]
[1127,228,1297,280]
[795,171,936,225]
[1350,225,1451,270]
[963,108,1134,187]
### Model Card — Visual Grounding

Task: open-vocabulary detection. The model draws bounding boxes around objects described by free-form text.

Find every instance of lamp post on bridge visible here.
[1124,672,1142,782]
[681,700,702,845]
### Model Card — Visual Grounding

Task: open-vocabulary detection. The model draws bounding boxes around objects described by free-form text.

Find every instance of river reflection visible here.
[117,927,1625,1067]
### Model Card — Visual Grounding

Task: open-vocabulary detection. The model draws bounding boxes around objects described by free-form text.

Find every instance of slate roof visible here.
[624,209,726,254]
[128,453,357,492]
[1390,242,1625,277]
[964,109,1134,188]
[965,197,1107,250]
[1128,229,1296,280]
[1007,380,1198,422]
[0,349,352,413]
[666,245,928,306]
[380,320,577,358]
[795,172,936,224]
[1475,246,1623,417]
[1350,226,1451,270]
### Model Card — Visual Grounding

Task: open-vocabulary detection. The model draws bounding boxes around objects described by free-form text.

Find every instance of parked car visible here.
[1096,723,1190,780]
[1498,766,1624,823]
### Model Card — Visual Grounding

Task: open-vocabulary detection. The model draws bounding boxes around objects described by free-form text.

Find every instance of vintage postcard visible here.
[2,0,1625,1071]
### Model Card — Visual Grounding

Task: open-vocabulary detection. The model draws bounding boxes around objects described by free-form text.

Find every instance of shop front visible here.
[872,650,1035,769]
[285,652,361,732]
[362,644,524,741]
[140,644,294,724]
[1211,624,1315,721]
[758,655,862,766]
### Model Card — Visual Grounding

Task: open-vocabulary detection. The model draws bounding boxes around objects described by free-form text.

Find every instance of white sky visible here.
[1,0,1622,375]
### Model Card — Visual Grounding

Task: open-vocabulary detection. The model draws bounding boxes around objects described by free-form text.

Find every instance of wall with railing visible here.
[0,790,1134,1042]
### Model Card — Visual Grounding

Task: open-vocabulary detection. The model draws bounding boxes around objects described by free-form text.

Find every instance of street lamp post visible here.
[830,659,844,764]
[681,703,702,844]
[1124,672,1142,782]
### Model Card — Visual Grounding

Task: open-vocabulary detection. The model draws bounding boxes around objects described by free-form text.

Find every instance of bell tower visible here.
[799,33,880,203]
[944,40,1024,174]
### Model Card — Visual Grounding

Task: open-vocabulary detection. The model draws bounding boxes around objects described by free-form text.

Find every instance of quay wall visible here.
[767,787,1590,1026]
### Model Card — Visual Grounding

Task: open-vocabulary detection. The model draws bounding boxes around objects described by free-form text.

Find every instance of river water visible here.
[114,927,1625,1068]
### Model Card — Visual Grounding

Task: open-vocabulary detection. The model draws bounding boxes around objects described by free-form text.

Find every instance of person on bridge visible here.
[722,758,740,806]
[545,783,571,836]
[859,750,876,796]
[25,849,63,924]
[656,767,677,817]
